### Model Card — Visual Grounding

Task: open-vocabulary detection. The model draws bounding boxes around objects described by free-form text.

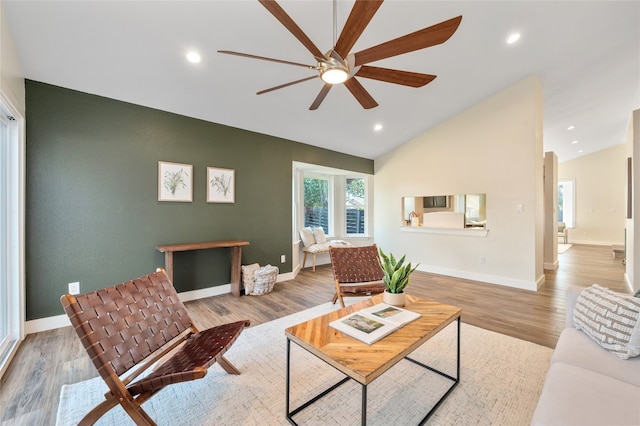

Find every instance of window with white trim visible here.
[345,177,366,235]
[303,174,331,234]
[294,162,372,239]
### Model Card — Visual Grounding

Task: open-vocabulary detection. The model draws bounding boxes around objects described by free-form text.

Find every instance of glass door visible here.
[0,112,9,355]
[0,95,23,379]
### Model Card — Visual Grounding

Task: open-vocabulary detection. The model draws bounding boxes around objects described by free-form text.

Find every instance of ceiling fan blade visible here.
[354,15,463,66]
[355,65,436,88]
[333,0,383,59]
[309,85,332,110]
[218,50,316,69]
[258,0,324,58]
[257,76,318,95]
[344,78,378,109]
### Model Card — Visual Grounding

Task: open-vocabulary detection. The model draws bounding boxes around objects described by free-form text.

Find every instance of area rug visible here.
[56,302,553,426]
[558,243,572,254]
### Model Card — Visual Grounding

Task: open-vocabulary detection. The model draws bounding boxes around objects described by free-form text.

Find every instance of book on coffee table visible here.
[329,303,421,345]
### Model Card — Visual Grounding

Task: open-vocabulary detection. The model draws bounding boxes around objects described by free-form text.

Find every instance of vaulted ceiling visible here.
[3,1,639,162]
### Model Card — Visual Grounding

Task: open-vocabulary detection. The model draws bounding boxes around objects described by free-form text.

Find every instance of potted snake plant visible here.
[379,248,419,307]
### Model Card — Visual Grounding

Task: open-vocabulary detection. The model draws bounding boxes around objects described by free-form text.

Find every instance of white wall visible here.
[374,76,545,291]
[0,1,25,115]
[558,144,627,245]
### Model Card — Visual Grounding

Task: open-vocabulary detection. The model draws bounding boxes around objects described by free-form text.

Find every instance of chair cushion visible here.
[573,284,640,359]
[303,240,353,254]
[328,240,352,248]
[299,227,315,248]
[304,242,330,253]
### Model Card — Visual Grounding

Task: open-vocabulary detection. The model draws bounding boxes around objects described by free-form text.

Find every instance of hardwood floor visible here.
[0,244,627,425]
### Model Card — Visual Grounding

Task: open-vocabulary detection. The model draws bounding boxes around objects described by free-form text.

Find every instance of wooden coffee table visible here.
[284,294,461,425]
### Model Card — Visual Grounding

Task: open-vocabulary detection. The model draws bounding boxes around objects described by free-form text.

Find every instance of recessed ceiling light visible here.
[572,140,579,144]
[374,124,383,132]
[507,33,520,44]
[567,125,575,131]
[186,51,201,64]
[578,150,584,153]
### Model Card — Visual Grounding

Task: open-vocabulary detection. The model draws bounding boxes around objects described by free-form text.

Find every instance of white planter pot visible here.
[383,290,406,307]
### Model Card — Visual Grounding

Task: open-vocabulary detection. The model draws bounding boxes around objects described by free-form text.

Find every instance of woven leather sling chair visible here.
[329,244,386,308]
[60,268,250,426]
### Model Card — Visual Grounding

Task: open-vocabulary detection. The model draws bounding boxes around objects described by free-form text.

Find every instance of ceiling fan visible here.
[218,0,462,110]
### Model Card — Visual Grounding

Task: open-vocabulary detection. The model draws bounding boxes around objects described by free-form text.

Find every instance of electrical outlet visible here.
[480,256,485,264]
[280,254,286,263]
[68,281,80,295]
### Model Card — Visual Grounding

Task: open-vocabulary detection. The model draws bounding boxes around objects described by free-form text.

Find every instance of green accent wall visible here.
[25,80,373,320]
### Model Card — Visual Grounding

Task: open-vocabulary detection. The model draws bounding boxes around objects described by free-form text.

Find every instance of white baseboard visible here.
[536,273,546,290]
[416,265,540,291]
[544,261,559,271]
[568,239,624,246]
[177,284,231,303]
[25,314,70,334]
[278,271,295,282]
[25,273,293,335]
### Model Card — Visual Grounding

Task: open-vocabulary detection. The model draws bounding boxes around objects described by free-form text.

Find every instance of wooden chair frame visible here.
[329,244,386,307]
[60,268,250,425]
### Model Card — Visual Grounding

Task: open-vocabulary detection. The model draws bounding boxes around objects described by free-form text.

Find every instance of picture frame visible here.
[158,161,193,202]
[207,167,235,203]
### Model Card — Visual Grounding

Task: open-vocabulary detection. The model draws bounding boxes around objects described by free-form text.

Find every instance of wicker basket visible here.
[242,264,278,295]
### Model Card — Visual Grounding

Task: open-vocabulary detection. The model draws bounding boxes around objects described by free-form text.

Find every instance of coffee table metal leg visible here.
[361,383,367,426]
[286,338,350,425]
[405,316,460,425]
[286,338,291,421]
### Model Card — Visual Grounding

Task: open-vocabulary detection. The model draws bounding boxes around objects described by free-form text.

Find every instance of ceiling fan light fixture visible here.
[186,51,201,63]
[320,67,349,85]
[507,33,521,44]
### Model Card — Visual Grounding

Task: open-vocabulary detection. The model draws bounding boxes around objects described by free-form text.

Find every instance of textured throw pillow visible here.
[312,227,327,244]
[299,227,315,248]
[573,284,640,359]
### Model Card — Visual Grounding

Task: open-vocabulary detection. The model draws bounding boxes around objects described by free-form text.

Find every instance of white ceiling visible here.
[3,1,639,162]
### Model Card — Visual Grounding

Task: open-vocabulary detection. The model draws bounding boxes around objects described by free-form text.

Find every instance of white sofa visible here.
[531,285,640,425]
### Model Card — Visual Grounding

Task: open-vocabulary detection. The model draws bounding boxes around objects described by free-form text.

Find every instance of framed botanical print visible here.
[158,161,192,202]
[207,167,235,203]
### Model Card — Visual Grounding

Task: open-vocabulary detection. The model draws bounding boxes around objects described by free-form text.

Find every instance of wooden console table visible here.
[155,240,250,297]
